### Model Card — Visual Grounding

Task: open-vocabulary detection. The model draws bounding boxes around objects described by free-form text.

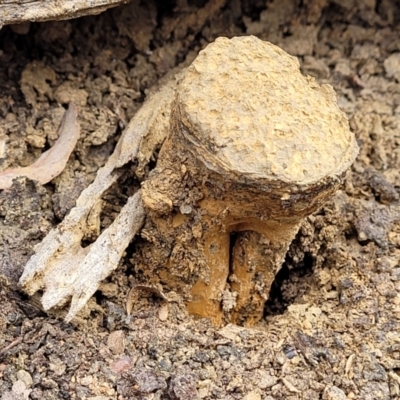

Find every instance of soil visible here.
[1,0,400,399]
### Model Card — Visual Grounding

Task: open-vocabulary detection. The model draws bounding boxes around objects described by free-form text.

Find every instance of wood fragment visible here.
[0,337,22,358]
[0,103,80,190]
[0,0,128,27]
[345,353,355,378]
[280,377,301,393]
[19,77,176,321]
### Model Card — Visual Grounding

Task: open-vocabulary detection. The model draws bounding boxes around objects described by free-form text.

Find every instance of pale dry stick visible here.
[19,80,177,320]
[0,103,80,190]
[0,0,126,27]
[0,337,22,358]
[63,191,145,321]
[142,36,359,326]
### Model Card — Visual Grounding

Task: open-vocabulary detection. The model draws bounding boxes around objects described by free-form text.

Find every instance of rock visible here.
[384,53,400,81]
[323,385,347,400]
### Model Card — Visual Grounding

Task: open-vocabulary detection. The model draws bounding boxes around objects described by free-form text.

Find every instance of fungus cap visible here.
[176,36,359,187]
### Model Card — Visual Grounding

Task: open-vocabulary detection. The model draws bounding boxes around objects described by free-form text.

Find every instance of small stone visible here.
[107,330,125,354]
[323,385,347,400]
[80,375,93,386]
[133,369,167,393]
[216,345,232,357]
[198,387,209,398]
[12,380,27,395]
[111,356,132,373]
[179,204,192,214]
[1,392,14,400]
[158,304,169,321]
[243,391,261,400]
[370,173,399,204]
[168,370,198,400]
[384,53,400,81]
[158,358,172,372]
[256,370,277,389]
[16,370,33,388]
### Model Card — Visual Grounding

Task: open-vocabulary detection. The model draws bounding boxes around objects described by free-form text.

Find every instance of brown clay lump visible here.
[177,36,357,187]
[142,36,358,325]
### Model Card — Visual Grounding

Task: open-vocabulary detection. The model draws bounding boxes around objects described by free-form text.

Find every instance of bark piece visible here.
[0,0,130,28]
[18,77,178,321]
[0,104,79,190]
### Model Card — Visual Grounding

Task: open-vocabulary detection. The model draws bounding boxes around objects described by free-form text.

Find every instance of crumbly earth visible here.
[0,1,400,399]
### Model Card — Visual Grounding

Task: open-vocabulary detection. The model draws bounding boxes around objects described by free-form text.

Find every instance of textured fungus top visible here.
[176,36,359,186]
